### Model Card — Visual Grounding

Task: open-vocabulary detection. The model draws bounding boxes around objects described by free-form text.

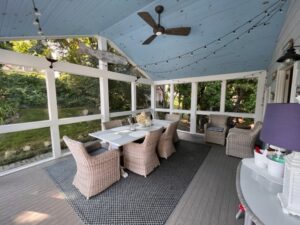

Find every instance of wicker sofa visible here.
[204,114,229,145]
[226,121,263,158]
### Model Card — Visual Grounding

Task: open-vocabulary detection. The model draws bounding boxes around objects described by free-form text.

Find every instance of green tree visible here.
[174,83,191,110]
[197,81,221,111]
[225,78,257,113]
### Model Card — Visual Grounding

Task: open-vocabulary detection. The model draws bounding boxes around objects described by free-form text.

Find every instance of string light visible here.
[135,0,286,75]
[138,2,285,75]
[32,0,44,38]
[136,0,286,71]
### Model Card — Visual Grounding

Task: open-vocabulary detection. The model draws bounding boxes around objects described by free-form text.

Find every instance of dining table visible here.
[89,119,172,178]
[89,119,172,147]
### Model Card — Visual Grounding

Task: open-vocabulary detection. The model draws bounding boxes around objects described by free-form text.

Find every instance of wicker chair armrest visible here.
[89,149,120,165]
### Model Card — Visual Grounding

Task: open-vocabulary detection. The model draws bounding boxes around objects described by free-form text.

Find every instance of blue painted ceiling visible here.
[0,0,288,80]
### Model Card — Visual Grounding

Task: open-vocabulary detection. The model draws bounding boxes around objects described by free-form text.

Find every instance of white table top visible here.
[237,159,300,225]
[89,119,172,147]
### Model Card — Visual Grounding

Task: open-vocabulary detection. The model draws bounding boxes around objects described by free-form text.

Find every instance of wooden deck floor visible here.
[0,133,243,225]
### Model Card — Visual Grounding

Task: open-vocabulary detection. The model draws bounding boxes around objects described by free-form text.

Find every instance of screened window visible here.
[225,78,257,113]
[56,73,100,118]
[109,80,131,112]
[174,83,191,110]
[60,120,101,152]
[176,113,190,132]
[196,115,209,134]
[197,81,221,111]
[155,85,170,108]
[0,64,48,125]
[136,84,151,110]
[0,128,52,170]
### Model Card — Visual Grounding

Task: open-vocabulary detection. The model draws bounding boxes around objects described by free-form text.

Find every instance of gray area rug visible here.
[46,140,210,225]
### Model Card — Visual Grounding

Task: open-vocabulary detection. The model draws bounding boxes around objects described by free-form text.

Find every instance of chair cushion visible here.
[207,126,224,132]
[88,148,108,156]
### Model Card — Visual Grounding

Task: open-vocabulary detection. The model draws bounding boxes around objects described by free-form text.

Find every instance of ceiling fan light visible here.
[156,31,162,36]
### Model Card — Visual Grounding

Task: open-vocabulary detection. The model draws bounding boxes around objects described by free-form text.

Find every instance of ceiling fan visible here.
[138,5,191,45]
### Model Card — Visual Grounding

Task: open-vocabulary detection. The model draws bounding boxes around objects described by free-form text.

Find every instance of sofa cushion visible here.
[207,126,224,132]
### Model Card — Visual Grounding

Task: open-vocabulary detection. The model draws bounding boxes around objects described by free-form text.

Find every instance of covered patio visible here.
[1,0,300,225]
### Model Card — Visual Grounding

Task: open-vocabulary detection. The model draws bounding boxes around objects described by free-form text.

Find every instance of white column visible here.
[131,81,136,115]
[97,36,110,124]
[275,70,286,103]
[100,77,110,123]
[220,80,226,113]
[151,84,156,118]
[170,83,174,113]
[45,69,61,158]
[255,72,266,122]
[190,82,198,134]
[290,61,300,103]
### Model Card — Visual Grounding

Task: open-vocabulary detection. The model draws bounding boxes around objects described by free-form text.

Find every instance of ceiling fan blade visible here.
[142,35,157,45]
[138,12,158,29]
[164,27,191,36]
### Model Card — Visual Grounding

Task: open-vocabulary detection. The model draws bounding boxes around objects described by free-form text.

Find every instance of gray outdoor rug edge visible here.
[45,140,210,225]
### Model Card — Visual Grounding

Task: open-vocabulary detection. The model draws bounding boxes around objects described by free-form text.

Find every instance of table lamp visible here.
[260,103,300,216]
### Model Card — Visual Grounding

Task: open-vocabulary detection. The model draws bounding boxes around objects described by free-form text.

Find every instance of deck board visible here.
[0,133,243,225]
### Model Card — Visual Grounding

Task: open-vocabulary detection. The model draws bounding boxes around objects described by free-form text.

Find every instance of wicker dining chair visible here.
[158,121,178,159]
[123,128,163,177]
[226,121,263,158]
[102,119,123,130]
[165,113,180,143]
[63,136,120,199]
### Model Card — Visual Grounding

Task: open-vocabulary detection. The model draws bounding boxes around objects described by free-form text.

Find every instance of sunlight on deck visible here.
[14,211,49,225]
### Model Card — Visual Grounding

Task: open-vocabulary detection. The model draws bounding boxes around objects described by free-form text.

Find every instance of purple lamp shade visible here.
[260,103,300,151]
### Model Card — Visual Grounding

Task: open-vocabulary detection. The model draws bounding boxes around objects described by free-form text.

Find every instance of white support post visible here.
[290,61,300,103]
[190,82,198,134]
[170,83,174,113]
[97,36,110,124]
[151,84,156,118]
[45,69,61,158]
[220,80,226,113]
[131,81,137,115]
[275,70,286,103]
[255,72,266,122]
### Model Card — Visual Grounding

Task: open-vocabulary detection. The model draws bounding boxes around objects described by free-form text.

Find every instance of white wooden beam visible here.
[290,61,300,103]
[131,81,137,115]
[255,71,266,122]
[190,82,198,134]
[220,80,226,113]
[45,69,61,158]
[0,48,153,84]
[98,37,110,124]
[151,85,155,118]
[153,70,264,85]
[170,84,174,113]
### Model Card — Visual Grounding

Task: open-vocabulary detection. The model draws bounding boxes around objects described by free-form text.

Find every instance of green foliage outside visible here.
[109,80,131,112]
[225,78,257,113]
[136,83,151,110]
[174,83,191,110]
[197,81,221,111]
[156,85,170,108]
